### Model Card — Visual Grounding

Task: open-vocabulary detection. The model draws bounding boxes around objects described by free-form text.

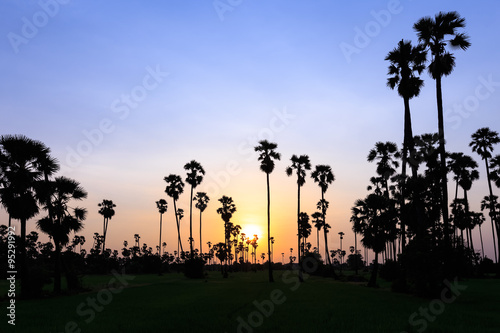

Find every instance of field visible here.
[1,270,500,333]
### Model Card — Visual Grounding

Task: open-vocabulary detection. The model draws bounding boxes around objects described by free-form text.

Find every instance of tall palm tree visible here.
[184,160,205,259]
[311,165,335,268]
[217,195,236,278]
[414,11,471,253]
[470,127,500,263]
[164,174,185,259]
[193,192,210,255]
[156,199,167,258]
[255,140,281,283]
[98,199,116,254]
[0,135,57,296]
[37,176,87,292]
[286,154,311,282]
[385,40,426,251]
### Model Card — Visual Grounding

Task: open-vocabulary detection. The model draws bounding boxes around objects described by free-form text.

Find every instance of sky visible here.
[1,0,500,262]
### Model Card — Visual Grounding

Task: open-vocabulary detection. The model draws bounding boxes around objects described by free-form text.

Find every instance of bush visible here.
[379,260,401,282]
[184,257,205,279]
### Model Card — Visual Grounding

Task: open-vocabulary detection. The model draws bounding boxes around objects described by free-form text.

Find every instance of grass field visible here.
[1,270,500,333]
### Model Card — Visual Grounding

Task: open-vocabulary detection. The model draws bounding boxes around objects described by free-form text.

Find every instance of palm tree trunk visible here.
[297,181,303,282]
[267,173,274,282]
[54,240,62,293]
[173,200,183,259]
[200,211,203,255]
[159,212,163,275]
[436,75,451,261]
[479,224,485,259]
[102,217,106,254]
[368,251,379,288]
[189,186,194,260]
[20,218,27,297]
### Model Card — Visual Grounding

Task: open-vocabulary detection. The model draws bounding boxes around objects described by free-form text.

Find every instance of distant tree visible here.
[193,192,210,255]
[470,128,500,263]
[184,160,205,259]
[217,196,236,277]
[37,176,87,292]
[164,174,185,259]
[286,154,311,282]
[311,165,335,268]
[98,199,116,254]
[255,140,281,283]
[351,194,394,287]
[311,211,323,255]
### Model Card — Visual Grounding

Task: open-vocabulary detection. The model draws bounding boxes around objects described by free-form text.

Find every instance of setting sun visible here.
[241,223,263,241]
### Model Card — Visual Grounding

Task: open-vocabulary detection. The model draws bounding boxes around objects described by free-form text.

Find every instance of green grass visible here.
[1,270,499,332]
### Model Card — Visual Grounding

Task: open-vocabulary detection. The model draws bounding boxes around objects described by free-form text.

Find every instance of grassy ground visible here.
[1,269,499,332]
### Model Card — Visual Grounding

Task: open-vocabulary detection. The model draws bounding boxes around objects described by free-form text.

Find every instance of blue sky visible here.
[1,0,500,260]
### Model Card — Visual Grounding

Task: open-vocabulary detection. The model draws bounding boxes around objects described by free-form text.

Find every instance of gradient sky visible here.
[2,0,500,261]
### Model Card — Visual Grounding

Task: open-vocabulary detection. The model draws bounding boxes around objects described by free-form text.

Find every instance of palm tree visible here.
[351,194,392,287]
[367,142,400,198]
[490,155,500,189]
[286,154,311,282]
[385,40,426,252]
[37,176,87,292]
[471,211,486,259]
[98,199,116,254]
[164,174,185,259]
[184,160,205,259]
[311,165,335,268]
[193,192,210,255]
[176,208,184,257]
[470,127,500,263]
[156,199,167,259]
[255,140,281,283]
[217,195,236,278]
[447,152,479,241]
[414,11,471,253]
[311,211,323,255]
[0,135,58,296]
[298,212,311,256]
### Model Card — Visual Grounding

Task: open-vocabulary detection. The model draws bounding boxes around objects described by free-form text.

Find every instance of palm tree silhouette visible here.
[311,211,323,255]
[447,153,479,241]
[164,174,185,259]
[470,127,500,263]
[490,155,500,189]
[37,176,87,292]
[255,140,281,283]
[193,191,210,255]
[217,195,236,277]
[0,135,58,296]
[286,154,311,282]
[385,40,426,251]
[156,199,167,259]
[184,160,205,260]
[98,199,116,254]
[311,165,335,268]
[177,208,184,257]
[298,212,311,256]
[352,194,392,287]
[414,11,471,254]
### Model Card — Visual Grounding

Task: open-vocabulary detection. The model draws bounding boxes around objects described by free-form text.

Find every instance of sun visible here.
[241,224,263,241]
